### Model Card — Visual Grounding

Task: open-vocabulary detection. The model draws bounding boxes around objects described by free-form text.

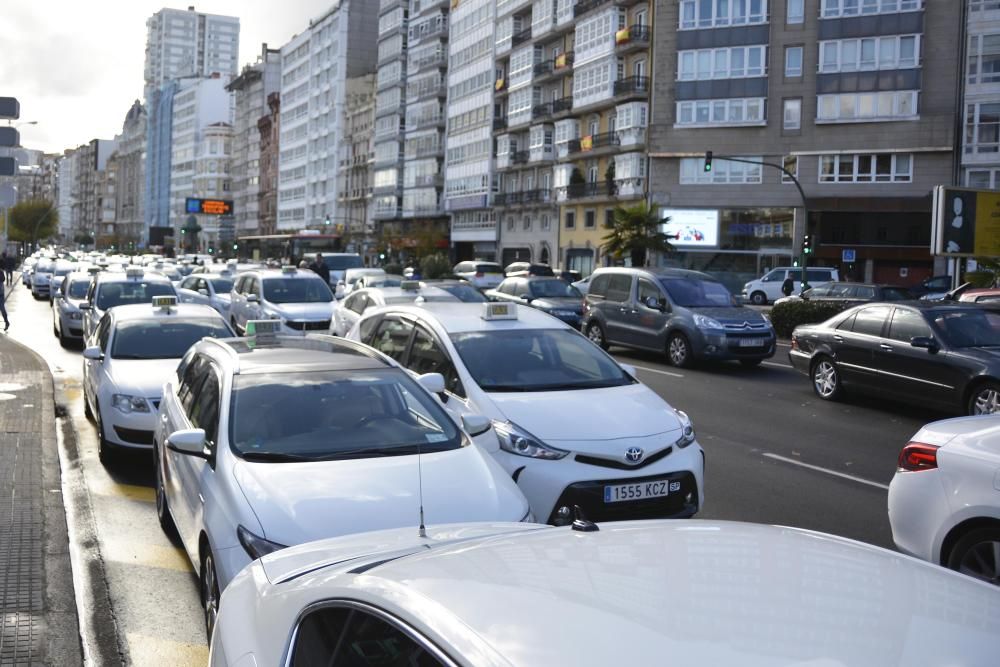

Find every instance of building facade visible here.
[257,93,281,237]
[277,0,379,235]
[227,44,281,237]
[648,0,961,291]
[109,100,147,250]
[56,150,77,241]
[337,75,377,257]
[71,139,118,245]
[962,0,1000,189]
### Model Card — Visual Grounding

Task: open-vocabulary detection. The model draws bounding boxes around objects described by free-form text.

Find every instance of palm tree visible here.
[601,202,675,267]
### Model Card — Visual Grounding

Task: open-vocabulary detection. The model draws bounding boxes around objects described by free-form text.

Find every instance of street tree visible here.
[7,200,58,243]
[601,202,675,267]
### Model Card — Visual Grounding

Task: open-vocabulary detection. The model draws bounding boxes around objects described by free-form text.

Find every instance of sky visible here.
[1,1,332,155]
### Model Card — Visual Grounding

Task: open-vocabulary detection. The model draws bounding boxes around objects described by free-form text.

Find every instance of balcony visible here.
[567,132,621,156]
[558,180,617,200]
[532,103,552,120]
[412,51,447,72]
[521,189,552,205]
[493,117,508,131]
[411,174,444,188]
[512,27,532,46]
[574,0,613,18]
[533,61,553,77]
[410,114,445,130]
[533,52,574,81]
[613,76,651,98]
[495,191,522,206]
[511,150,530,165]
[615,25,651,52]
[552,98,573,114]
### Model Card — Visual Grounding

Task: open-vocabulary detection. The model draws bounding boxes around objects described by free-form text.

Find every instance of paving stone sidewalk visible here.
[0,327,82,666]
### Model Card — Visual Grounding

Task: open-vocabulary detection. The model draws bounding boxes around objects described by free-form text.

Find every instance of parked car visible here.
[909,274,954,299]
[81,267,178,341]
[418,279,488,303]
[773,282,912,307]
[341,267,385,294]
[30,257,56,299]
[317,252,364,287]
[504,261,555,278]
[485,276,584,327]
[176,273,235,316]
[331,284,462,336]
[959,287,1000,306]
[582,267,776,368]
[741,266,840,305]
[51,270,93,346]
[452,261,504,290]
[888,415,1000,586]
[228,266,336,336]
[789,301,1000,415]
[210,519,1000,667]
[557,269,583,283]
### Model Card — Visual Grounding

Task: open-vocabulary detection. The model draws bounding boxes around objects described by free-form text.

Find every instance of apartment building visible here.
[962,0,1000,188]
[648,0,961,290]
[257,93,281,237]
[107,100,147,249]
[336,75,377,255]
[56,151,76,241]
[227,44,281,237]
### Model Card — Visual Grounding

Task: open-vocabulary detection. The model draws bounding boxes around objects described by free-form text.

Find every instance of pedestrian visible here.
[0,267,10,332]
[308,253,331,285]
[781,275,795,297]
[1,250,13,286]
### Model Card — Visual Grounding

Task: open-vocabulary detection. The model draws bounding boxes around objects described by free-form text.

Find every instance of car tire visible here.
[740,358,763,368]
[95,403,115,466]
[154,445,177,536]
[667,332,693,368]
[967,381,1000,416]
[811,356,844,401]
[946,525,1000,585]
[83,388,94,421]
[201,547,221,640]
[750,291,768,306]
[585,321,609,350]
[58,326,69,348]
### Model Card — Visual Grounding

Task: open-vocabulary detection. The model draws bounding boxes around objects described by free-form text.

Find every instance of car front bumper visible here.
[103,405,159,449]
[691,330,776,361]
[59,312,85,339]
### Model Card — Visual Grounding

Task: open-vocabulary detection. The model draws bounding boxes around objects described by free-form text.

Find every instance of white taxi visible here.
[82,297,233,464]
[81,267,178,340]
[229,266,336,336]
[176,272,235,316]
[348,302,705,524]
[331,282,462,337]
[153,323,529,637]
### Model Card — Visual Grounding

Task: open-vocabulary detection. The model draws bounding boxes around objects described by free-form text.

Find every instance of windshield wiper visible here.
[319,445,426,460]
[240,451,318,463]
[479,384,531,392]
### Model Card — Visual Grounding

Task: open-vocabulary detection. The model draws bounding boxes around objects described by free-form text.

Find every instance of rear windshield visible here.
[325,255,364,271]
[111,319,232,360]
[263,277,333,303]
[660,278,734,308]
[436,283,487,302]
[476,263,503,273]
[96,281,175,310]
[530,280,582,298]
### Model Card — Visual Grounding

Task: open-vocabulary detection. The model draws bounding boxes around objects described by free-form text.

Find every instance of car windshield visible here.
[476,263,502,274]
[325,255,364,271]
[67,280,90,299]
[209,278,234,292]
[450,329,632,392]
[930,309,1000,348]
[111,319,232,359]
[229,369,463,459]
[529,280,581,298]
[96,282,175,310]
[436,284,487,303]
[660,277,734,307]
[262,277,333,303]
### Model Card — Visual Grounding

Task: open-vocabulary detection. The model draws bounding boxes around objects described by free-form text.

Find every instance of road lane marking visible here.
[762,360,793,370]
[102,541,193,572]
[126,634,207,666]
[89,480,155,503]
[630,364,684,378]
[762,452,890,491]
[776,341,791,348]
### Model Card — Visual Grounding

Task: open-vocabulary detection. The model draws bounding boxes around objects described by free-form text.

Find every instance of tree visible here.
[74,233,94,246]
[420,253,452,279]
[7,200,58,244]
[601,202,675,268]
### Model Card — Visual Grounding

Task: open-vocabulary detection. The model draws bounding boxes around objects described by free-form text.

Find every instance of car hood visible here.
[267,302,335,320]
[532,297,583,311]
[233,446,527,547]
[486,383,681,444]
[689,306,768,325]
[112,358,180,397]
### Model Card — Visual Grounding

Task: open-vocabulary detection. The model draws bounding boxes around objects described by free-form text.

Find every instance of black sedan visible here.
[486,276,584,326]
[789,301,1000,415]
[774,282,911,306]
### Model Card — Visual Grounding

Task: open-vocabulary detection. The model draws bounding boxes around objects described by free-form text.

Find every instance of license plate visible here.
[604,479,674,503]
[739,337,763,347]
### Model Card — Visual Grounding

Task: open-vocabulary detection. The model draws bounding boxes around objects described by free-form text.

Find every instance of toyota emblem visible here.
[625,447,644,463]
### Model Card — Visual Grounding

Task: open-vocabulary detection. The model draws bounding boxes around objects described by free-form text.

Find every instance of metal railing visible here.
[614,76,651,96]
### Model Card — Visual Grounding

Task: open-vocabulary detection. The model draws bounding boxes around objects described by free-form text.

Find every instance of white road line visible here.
[776,341,791,348]
[631,364,684,378]
[762,452,890,491]
[762,361,793,370]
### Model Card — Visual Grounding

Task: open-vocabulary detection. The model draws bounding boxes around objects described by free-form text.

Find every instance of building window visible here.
[680,157,763,184]
[787,0,804,22]
[785,46,803,77]
[676,98,766,126]
[971,0,1000,11]
[679,0,769,30]
[968,34,1000,85]
[585,210,596,228]
[782,156,799,183]
[565,211,576,229]
[817,91,918,122]
[783,99,802,130]
[541,214,551,230]
[965,168,1000,189]
[821,0,921,18]
[965,102,1000,154]
[817,153,913,183]
[678,45,768,81]
[523,215,532,230]
[818,35,919,73]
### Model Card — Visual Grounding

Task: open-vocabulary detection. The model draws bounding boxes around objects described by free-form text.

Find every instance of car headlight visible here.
[69,312,83,320]
[674,409,696,448]
[492,420,568,460]
[111,394,150,414]
[693,313,723,330]
[237,525,287,560]
[550,309,577,317]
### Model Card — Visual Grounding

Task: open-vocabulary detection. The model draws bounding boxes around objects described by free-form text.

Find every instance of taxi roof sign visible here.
[245,319,281,348]
[281,265,297,274]
[400,280,421,291]
[152,295,178,310]
[125,267,144,278]
[482,302,517,321]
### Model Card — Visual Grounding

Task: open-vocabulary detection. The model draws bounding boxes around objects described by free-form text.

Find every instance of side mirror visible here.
[197,288,209,296]
[619,363,637,377]
[461,414,492,437]
[417,372,446,395]
[166,429,209,458]
[644,296,662,310]
[82,346,104,361]
[247,294,260,303]
[335,285,345,299]
[910,336,940,353]
[79,303,92,311]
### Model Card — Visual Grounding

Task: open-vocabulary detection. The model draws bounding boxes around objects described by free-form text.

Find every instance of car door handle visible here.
[879,343,893,352]
[833,335,843,343]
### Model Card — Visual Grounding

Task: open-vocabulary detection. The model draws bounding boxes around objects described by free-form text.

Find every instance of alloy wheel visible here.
[668,336,689,367]
[586,323,604,346]
[813,360,838,398]
[972,387,1000,415]
[202,552,220,639]
[956,539,1000,585]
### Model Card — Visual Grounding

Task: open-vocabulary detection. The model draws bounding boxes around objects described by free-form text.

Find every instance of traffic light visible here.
[802,234,813,255]
[792,258,800,267]
[232,243,238,250]
[324,216,331,226]
[704,151,713,173]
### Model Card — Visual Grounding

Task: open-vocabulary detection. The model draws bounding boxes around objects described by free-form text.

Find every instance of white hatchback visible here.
[210,519,1000,667]
[348,302,705,524]
[888,415,1000,585]
[228,266,336,336]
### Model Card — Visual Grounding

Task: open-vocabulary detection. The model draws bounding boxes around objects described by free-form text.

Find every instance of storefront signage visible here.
[932,186,1000,257]
[185,198,234,216]
[842,249,856,263]
[660,209,719,247]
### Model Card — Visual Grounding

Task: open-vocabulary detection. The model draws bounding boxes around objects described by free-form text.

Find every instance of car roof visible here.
[198,335,392,375]
[96,270,172,284]
[593,266,716,281]
[373,302,572,334]
[263,520,1000,665]
[238,268,325,280]
[362,285,454,300]
[108,302,224,322]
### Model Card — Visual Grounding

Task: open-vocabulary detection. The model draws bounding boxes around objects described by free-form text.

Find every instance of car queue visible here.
[14,248,1000,665]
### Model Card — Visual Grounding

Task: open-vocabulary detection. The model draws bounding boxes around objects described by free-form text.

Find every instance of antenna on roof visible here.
[417,436,427,539]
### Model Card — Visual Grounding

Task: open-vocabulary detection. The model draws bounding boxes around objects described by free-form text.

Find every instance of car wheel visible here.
[585,321,609,350]
[750,291,767,306]
[811,357,843,401]
[667,333,693,368]
[967,382,1000,416]
[83,387,94,421]
[96,403,115,466]
[740,358,763,368]
[946,526,1000,586]
[58,326,69,348]
[154,445,177,535]
[201,547,221,640]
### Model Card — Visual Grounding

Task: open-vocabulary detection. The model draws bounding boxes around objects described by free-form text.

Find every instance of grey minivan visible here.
[581,268,777,367]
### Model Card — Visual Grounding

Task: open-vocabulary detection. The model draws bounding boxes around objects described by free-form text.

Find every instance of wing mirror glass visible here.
[461,414,492,437]
[166,429,209,458]
[197,288,209,296]
[247,294,259,303]
[79,303,91,311]
[82,346,104,361]
[910,336,939,353]
[417,372,446,395]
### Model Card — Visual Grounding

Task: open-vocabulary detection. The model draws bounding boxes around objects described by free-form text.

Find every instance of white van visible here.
[742,266,840,305]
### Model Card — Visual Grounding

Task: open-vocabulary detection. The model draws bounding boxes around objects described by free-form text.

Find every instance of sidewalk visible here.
[0,329,82,665]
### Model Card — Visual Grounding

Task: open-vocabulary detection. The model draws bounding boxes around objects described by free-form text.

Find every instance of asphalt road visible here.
[6,282,940,665]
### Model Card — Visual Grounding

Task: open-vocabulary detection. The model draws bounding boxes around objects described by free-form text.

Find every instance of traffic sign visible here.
[0,157,16,177]
[0,97,19,120]
[842,248,856,263]
[0,184,16,208]
[0,127,18,147]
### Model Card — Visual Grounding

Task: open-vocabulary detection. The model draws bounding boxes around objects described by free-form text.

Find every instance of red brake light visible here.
[898,442,939,472]
[475,271,484,278]
[790,334,799,351]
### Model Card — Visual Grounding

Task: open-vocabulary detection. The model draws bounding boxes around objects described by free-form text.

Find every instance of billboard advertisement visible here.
[932,186,1000,257]
[659,208,719,247]
[185,198,234,216]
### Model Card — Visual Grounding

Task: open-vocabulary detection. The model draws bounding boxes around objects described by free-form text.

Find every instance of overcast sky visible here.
[1,1,332,154]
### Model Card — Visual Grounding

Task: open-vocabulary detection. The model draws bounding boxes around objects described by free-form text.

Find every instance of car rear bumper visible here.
[888,469,949,564]
[788,349,812,374]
